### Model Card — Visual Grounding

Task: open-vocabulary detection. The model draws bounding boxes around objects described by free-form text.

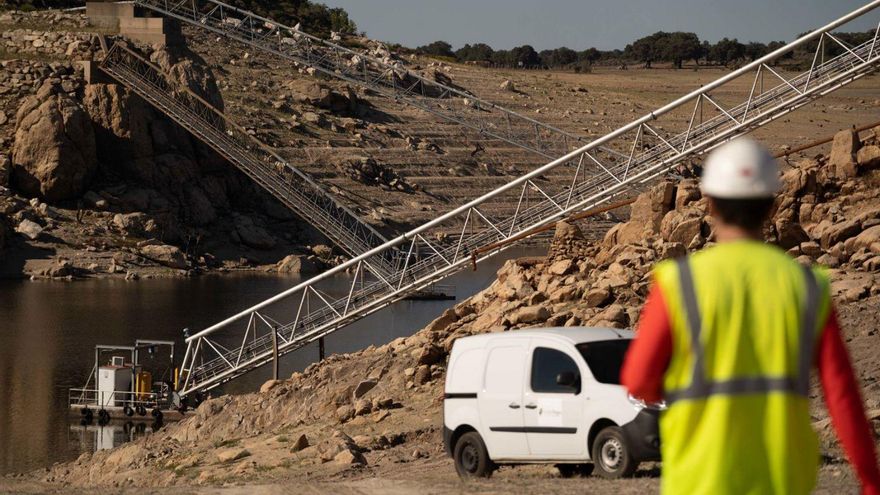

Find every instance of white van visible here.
[443,327,662,479]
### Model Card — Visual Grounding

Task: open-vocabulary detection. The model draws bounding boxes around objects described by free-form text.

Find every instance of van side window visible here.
[530,347,580,394]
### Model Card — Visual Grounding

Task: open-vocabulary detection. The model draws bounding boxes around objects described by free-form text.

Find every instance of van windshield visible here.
[575,339,631,385]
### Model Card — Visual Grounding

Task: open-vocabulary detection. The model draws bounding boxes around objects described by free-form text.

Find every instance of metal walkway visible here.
[99,43,391,263]
[174,2,880,396]
[132,0,601,161]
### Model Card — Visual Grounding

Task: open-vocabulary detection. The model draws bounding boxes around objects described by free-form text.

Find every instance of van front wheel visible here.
[454,432,495,479]
[592,426,637,479]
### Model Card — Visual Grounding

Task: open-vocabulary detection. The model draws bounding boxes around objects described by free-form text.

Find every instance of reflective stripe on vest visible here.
[664,257,820,405]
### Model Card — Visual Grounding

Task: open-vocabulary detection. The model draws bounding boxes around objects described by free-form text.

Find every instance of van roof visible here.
[455,327,634,347]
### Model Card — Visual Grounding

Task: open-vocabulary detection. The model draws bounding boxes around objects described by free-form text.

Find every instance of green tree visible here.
[709,38,746,65]
[539,47,577,67]
[626,32,663,68]
[456,43,495,62]
[510,45,541,68]
[662,32,702,68]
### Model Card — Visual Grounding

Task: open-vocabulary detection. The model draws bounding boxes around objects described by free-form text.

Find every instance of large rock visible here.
[828,129,861,179]
[11,83,97,202]
[113,212,157,237]
[660,207,703,245]
[849,225,880,255]
[616,181,675,244]
[216,448,250,463]
[140,244,187,269]
[857,145,880,170]
[276,254,322,275]
[352,379,377,399]
[512,305,550,325]
[15,219,43,240]
[288,80,356,114]
[775,219,809,250]
[234,216,276,250]
[0,154,9,187]
[820,218,861,249]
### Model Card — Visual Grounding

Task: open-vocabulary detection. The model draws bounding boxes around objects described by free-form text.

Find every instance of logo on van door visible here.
[536,398,563,427]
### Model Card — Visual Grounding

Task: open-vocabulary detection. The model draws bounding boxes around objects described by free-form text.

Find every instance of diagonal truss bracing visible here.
[133,0,600,161]
[175,2,880,397]
[99,43,392,264]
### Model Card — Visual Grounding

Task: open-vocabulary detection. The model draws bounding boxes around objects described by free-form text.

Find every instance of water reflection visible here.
[0,246,545,474]
[68,421,162,452]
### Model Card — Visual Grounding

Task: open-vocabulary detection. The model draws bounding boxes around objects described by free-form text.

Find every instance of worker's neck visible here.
[714,222,763,244]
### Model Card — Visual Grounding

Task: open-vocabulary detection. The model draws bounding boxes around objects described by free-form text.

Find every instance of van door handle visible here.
[524,403,537,409]
[508,403,520,409]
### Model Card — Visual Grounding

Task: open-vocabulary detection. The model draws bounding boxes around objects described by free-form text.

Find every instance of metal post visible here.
[271,325,279,381]
[319,337,325,361]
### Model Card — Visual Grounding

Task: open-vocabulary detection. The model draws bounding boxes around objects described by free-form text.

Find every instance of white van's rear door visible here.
[478,339,529,459]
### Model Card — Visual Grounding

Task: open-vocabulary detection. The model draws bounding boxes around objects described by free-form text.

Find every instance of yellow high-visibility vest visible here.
[653,240,831,495]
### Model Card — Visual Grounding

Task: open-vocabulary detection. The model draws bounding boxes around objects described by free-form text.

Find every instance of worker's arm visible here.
[817,308,880,494]
[621,284,672,403]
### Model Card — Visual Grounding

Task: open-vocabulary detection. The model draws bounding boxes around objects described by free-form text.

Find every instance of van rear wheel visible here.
[592,426,637,479]
[454,432,495,479]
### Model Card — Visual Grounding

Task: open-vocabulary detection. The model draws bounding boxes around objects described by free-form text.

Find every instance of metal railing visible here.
[172,2,880,395]
[69,388,163,410]
[99,43,394,265]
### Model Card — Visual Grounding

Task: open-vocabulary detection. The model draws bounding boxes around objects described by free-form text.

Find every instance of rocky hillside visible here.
[0,10,355,280]
[30,130,880,489]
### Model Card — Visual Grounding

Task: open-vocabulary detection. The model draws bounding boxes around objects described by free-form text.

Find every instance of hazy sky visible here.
[321,0,877,51]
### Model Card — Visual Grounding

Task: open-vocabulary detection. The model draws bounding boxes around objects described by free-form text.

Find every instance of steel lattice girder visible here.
[175,2,880,396]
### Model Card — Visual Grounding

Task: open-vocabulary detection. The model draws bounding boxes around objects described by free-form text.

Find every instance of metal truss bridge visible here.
[162,1,880,397]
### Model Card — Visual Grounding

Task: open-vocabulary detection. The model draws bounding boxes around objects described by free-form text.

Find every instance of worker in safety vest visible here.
[621,138,880,494]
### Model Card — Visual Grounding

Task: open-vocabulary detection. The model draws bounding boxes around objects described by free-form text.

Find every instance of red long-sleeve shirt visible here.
[622,285,880,493]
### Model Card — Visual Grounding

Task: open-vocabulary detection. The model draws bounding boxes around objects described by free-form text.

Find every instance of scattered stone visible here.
[216,448,250,463]
[15,219,43,240]
[276,254,323,275]
[413,365,431,385]
[140,244,187,269]
[352,379,377,399]
[336,405,355,423]
[291,434,309,452]
[828,128,861,179]
[260,379,280,394]
[416,345,444,366]
[584,287,611,307]
[333,449,365,466]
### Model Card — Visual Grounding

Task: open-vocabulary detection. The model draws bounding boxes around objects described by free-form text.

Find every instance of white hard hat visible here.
[701,138,780,199]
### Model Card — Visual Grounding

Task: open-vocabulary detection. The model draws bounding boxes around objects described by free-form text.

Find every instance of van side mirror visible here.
[556,371,578,388]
